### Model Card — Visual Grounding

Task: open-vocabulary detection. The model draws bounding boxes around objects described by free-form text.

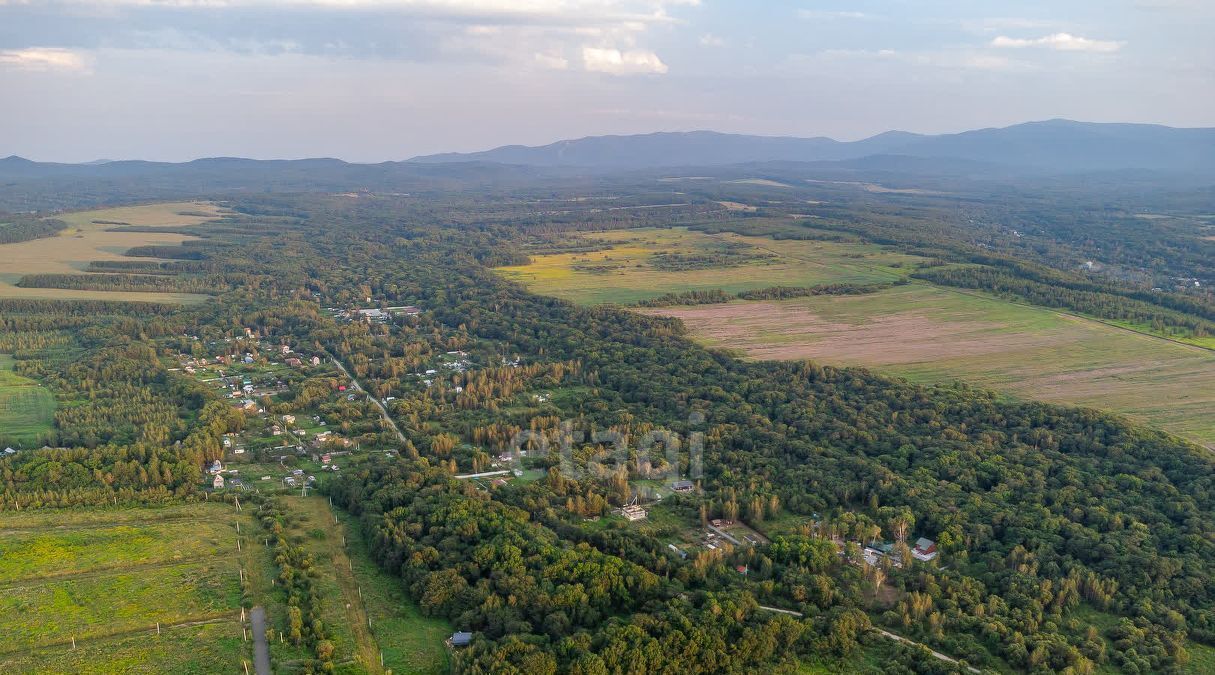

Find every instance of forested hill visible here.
[2,193,1212,673]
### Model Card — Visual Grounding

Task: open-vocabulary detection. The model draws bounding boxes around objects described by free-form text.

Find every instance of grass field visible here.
[261,496,450,674]
[0,502,255,672]
[496,227,921,305]
[0,353,55,446]
[651,283,1215,448]
[0,620,245,675]
[336,504,451,674]
[0,201,224,303]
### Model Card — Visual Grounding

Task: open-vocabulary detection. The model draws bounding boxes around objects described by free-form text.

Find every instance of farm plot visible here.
[651,283,1215,448]
[0,353,55,446]
[0,201,224,303]
[495,226,921,305]
[0,502,255,670]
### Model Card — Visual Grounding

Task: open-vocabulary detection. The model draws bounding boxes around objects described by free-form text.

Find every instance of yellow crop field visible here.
[0,201,225,303]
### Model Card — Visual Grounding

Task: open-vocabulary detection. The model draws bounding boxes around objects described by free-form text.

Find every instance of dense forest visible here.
[0,214,66,244]
[1,188,1213,673]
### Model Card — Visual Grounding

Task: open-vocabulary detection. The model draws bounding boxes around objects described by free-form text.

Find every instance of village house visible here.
[912,537,939,562]
[310,356,321,366]
[449,631,472,648]
[622,504,647,521]
[209,460,223,474]
[212,474,225,489]
[671,479,695,493]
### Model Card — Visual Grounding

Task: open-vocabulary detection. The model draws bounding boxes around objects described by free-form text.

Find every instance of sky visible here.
[1,0,1212,162]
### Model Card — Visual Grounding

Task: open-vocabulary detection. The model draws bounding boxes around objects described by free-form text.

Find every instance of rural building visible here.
[671,479,694,493]
[209,460,223,474]
[286,357,302,367]
[212,474,225,489]
[311,356,322,366]
[912,537,939,561]
[449,631,473,647]
[622,505,647,521]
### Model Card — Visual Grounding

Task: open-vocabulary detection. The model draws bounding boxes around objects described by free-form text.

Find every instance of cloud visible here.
[797,9,873,20]
[2,0,688,75]
[698,33,723,47]
[798,48,1032,73]
[581,46,666,74]
[0,47,91,72]
[959,17,1054,34]
[532,51,568,69]
[991,33,1123,53]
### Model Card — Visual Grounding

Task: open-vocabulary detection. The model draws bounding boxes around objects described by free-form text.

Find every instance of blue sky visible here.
[1,0,1211,162]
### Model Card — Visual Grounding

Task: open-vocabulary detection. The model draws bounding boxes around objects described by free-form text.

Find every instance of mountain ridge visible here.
[407,119,1215,172]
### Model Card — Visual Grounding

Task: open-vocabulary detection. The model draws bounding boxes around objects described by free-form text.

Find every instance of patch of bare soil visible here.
[646,301,1068,365]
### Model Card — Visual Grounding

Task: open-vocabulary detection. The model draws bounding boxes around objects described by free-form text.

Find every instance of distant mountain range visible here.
[408,120,1215,173]
[2,119,1213,212]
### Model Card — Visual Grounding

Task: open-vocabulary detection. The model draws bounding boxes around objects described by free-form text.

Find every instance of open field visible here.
[0,502,254,670]
[279,495,369,671]
[0,619,245,675]
[0,353,55,445]
[496,226,921,305]
[0,201,224,303]
[650,283,1215,448]
[336,504,451,674]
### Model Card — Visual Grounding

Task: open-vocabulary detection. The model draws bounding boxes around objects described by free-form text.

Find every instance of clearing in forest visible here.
[495,226,921,305]
[272,496,450,674]
[0,353,55,446]
[0,201,225,304]
[650,283,1215,448]
[0,502,256,673]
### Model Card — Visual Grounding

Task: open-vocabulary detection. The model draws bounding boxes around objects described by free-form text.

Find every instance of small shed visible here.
[450,631,473,647]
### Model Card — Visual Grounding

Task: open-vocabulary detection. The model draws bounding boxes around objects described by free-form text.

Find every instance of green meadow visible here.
[0,353,56,446]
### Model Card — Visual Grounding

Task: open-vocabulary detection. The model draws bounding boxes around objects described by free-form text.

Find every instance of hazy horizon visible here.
[3,1,1213,163]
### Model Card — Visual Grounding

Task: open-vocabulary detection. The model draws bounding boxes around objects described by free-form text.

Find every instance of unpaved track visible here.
[251,606,271,675]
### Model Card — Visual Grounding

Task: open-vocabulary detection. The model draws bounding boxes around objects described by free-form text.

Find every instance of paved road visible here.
[328,355,407,446]
[250,606,271,675]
